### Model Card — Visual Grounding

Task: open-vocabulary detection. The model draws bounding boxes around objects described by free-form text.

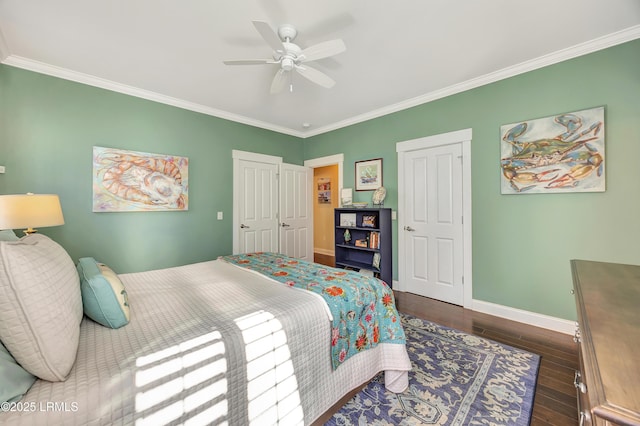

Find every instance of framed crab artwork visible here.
[500,106,605,194]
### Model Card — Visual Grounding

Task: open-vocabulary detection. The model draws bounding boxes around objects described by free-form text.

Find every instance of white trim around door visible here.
[304,153,344,192]
[396,129,473,309]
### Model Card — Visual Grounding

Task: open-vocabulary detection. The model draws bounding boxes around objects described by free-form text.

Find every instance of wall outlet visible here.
[0,165,5,174]
[217,211,223,220]
[392,210,397,220]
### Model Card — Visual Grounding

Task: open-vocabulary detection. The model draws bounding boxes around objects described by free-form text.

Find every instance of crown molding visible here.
[303,25,640,138]
[0,55,306,138]
[2,25,639,139]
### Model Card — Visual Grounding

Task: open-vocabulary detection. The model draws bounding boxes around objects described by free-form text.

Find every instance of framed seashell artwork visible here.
[93,146,189,212]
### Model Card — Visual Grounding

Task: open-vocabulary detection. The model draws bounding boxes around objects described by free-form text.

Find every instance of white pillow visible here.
[0,234,82,381]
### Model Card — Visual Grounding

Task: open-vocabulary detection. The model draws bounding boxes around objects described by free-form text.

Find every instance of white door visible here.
[402,143,464,305]
[235,157,280,254]
[279,163,313,260]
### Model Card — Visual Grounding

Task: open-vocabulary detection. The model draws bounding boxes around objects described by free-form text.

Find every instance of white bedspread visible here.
[1,259,410,425]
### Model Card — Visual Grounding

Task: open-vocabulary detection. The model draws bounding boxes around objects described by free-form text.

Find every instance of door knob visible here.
[404,226,415,232]
[240,224,250,229]
[281,223,291,227]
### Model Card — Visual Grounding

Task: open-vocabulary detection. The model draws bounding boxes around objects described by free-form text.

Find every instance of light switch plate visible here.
[0,166,5,173]
[217,211,223,220]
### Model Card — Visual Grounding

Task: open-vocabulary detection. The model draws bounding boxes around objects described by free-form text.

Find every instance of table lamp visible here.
[0,193,65,235]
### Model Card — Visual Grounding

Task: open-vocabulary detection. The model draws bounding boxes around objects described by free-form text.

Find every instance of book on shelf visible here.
[368,231,380,249]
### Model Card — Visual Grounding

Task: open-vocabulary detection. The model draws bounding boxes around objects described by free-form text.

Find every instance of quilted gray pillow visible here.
[0,234,82,381]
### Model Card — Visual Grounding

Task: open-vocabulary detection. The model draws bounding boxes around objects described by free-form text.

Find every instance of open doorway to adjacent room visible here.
[304,154,344,267]
[313,164,339,266]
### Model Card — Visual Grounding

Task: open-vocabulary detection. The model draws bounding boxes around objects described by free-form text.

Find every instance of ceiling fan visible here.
[223,21,346,94]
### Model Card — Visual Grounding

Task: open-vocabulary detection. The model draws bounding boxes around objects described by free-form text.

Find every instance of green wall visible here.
[0,65,303,273]
[2,39,639,321]
[303,39,640,321]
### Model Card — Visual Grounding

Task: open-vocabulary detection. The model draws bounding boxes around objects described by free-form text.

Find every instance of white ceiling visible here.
[1,1,639,138]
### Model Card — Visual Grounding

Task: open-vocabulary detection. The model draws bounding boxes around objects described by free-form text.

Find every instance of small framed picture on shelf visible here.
[341,188,353,207]
[372,252,381,269]
[355,239,368,248]
[340,213,357,227]
[362,215,377,228]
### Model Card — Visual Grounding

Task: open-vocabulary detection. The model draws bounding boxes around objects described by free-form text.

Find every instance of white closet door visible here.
[279,163,313,260]
[234,155,280,254]
[402,143,464,305]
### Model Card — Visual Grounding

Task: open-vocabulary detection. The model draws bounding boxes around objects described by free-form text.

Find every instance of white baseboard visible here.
[314,248,334,256]
[471,299,576,335]
[392,289,576,335]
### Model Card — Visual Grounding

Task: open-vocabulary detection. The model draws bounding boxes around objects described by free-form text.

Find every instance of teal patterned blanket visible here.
[220,252,406,369]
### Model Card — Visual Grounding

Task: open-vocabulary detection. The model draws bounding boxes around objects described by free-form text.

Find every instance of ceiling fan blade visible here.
[295,65,335,88]
[299,39,346,62]
[223,59,274,65]
[270,69,288,94]
[252,20,285,52]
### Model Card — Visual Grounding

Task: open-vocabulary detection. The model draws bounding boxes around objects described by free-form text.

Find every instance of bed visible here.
[0,234,410,425]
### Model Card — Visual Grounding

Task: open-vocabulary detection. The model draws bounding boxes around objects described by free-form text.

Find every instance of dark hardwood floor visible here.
[314,253,579,425]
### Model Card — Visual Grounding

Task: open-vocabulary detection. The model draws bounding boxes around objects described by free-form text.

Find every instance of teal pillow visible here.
[0,230,19,241]
[77,257,130,329]
[1,340,36,403]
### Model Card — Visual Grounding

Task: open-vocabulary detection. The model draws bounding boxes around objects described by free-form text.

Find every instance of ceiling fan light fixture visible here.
[223,20,346,94]
[282,57,294,71]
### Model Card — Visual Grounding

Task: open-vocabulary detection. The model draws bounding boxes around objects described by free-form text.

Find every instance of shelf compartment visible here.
[336,243,379,253]
[336,260,380,272]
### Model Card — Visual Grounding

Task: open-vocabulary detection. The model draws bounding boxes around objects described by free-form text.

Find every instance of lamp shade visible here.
[0,194,65,232]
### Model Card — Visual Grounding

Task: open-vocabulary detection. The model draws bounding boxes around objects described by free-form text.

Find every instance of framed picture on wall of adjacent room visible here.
[355,158,383,191]
[317,177,331,204]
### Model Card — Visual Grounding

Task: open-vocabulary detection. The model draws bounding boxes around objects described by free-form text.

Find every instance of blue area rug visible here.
[326,313,540,425]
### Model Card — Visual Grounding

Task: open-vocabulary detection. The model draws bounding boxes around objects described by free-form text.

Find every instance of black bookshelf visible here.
[334,207,392,287]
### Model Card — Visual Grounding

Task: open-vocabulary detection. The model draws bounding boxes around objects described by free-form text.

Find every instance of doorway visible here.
[313,164,339,259]
[304,154,344,266]
[396,129,472,308]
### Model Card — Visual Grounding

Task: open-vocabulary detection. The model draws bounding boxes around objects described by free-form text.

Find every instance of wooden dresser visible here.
[571,260,640,425]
